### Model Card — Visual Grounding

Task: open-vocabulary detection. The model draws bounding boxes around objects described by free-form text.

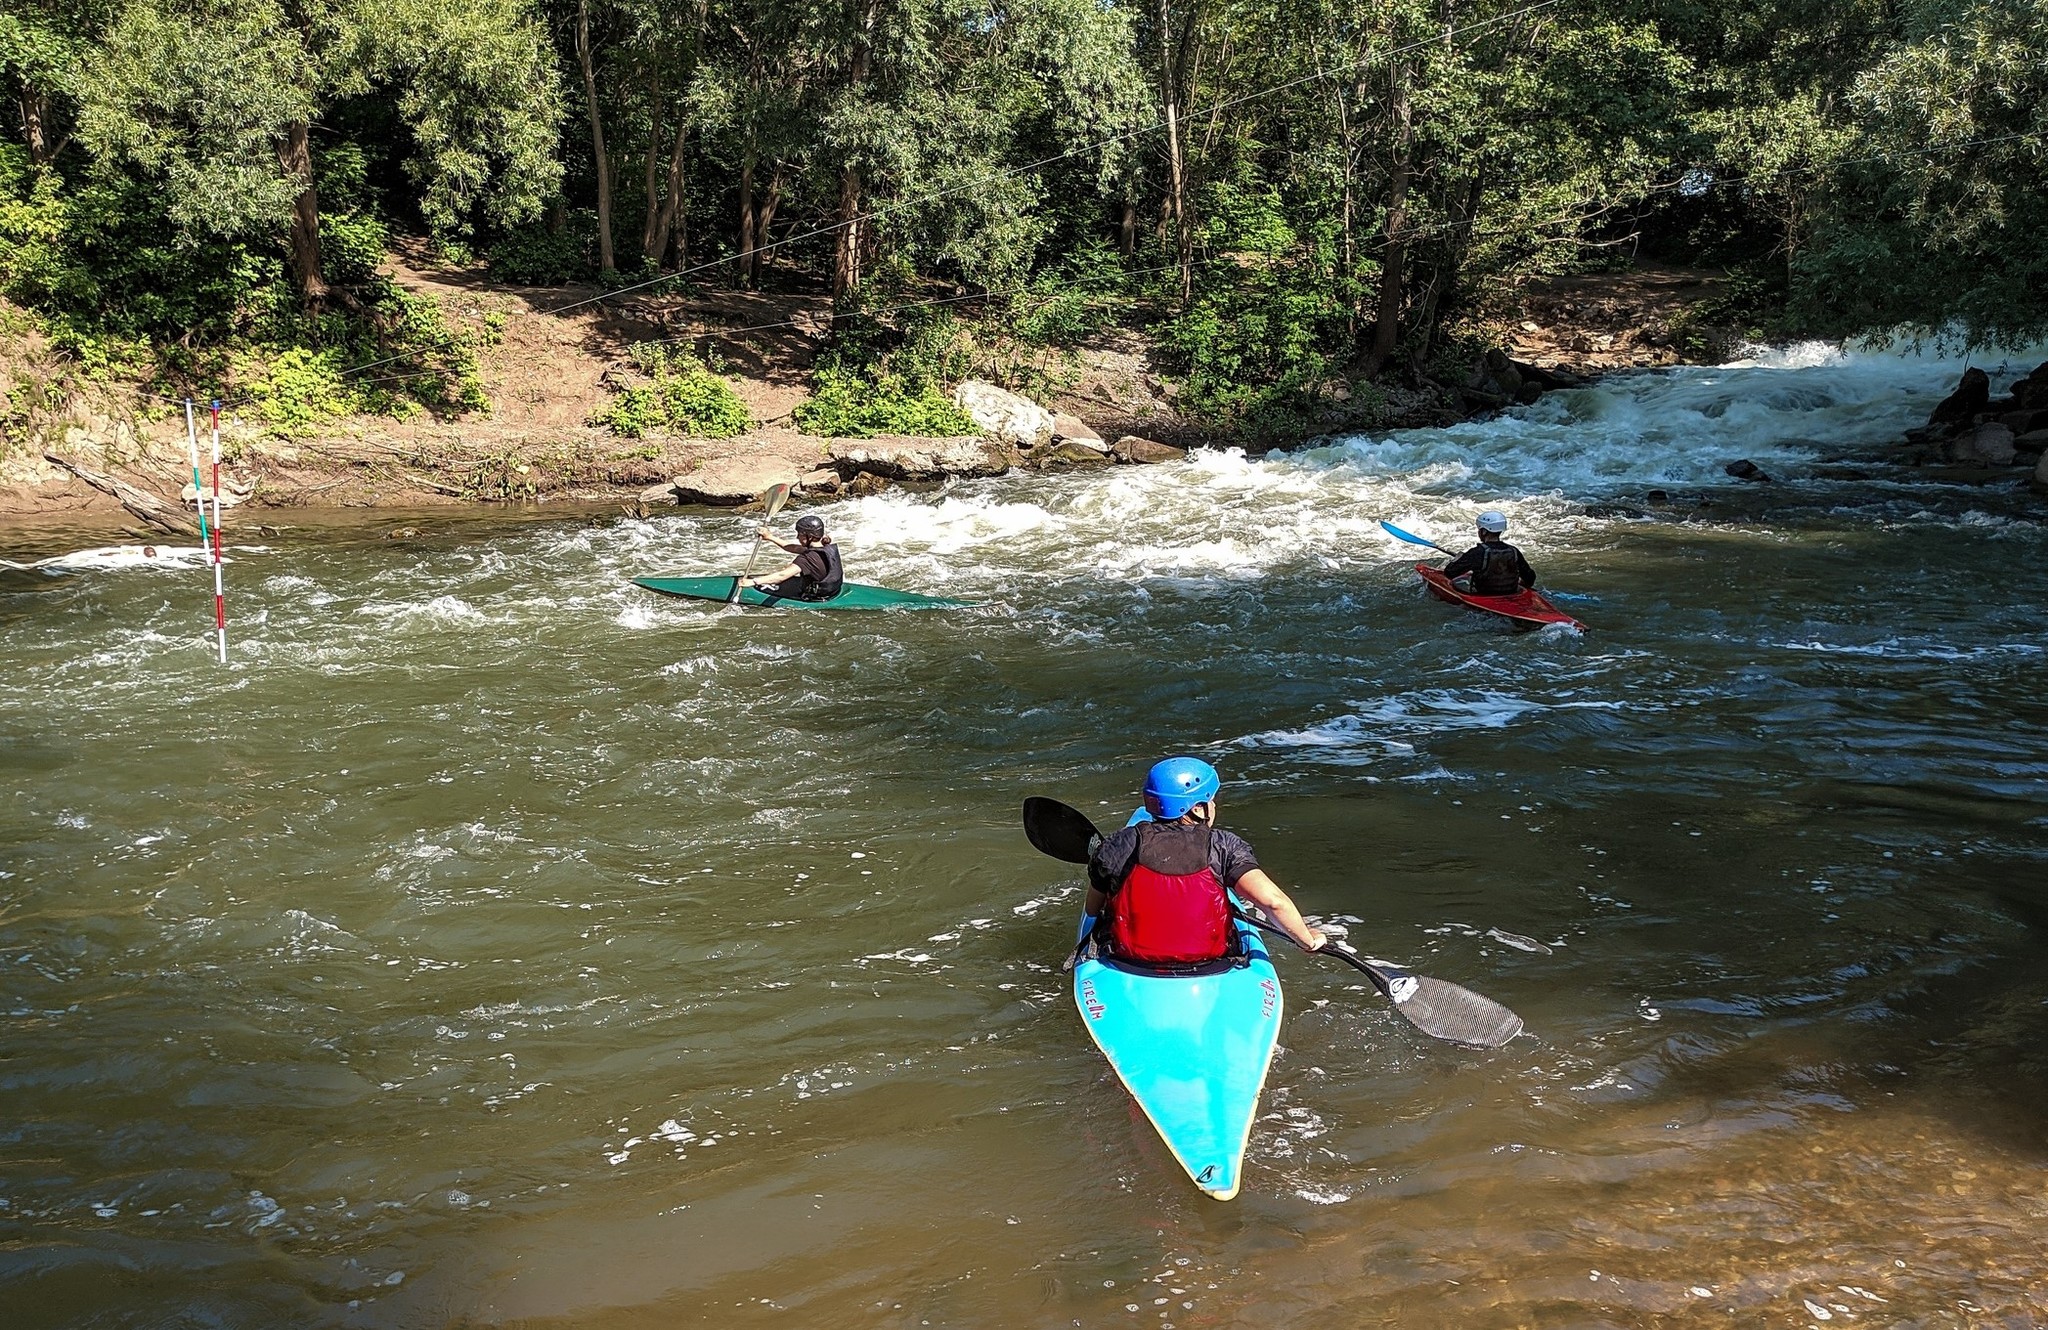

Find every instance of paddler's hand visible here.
[755,526,775,541]
[1299,929,1326,953]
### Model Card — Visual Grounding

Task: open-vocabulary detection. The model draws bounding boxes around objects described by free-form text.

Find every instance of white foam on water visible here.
[355,594,490,627]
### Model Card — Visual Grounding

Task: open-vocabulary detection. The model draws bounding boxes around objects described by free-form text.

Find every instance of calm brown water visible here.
[5,344,2047,1328]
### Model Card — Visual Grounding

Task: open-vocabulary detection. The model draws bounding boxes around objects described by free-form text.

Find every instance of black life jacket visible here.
[1470,540,1525,596]
[800,542,844,601]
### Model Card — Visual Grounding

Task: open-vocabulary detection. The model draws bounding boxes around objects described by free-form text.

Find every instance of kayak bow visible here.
[1072,809,1284,1201]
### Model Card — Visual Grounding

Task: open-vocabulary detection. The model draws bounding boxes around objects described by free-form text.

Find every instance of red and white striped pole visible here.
[206,400,227,663]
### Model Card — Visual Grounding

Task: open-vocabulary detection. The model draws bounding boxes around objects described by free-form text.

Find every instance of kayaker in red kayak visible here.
[1439,510,1536,597]
[738,513,845,601]
[1084,758,1325,965]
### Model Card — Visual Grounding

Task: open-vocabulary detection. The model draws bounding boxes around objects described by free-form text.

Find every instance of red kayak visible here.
[1413,562,1585,632]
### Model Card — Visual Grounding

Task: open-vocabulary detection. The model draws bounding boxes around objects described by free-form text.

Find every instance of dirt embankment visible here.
[0,251,1729,526]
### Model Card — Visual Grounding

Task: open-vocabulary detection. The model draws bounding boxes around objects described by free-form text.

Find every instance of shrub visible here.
[487,215,596,285]
[793,368,976,437]
[244,346,351,435]
[590,343,750,438]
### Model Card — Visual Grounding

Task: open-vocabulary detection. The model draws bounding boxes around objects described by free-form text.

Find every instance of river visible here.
[4,342,2046,1329]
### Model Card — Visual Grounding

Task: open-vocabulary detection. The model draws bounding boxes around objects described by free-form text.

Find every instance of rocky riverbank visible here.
[1888,361,2048,490]
[0,256,1731,533]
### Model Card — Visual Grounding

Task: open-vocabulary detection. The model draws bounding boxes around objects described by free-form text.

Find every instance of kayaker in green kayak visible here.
[737,513,845,602]
[1083,758,1326,966]
[1439,509,1537,597]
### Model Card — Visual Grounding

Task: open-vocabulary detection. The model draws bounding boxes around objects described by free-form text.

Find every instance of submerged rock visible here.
[1947,422,2016,468]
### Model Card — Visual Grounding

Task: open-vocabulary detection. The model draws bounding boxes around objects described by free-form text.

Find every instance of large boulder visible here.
[670,456,804,505]
[1929,367,1990,428]
[1036,441,1113,468]
[1110,435,1187,464]
[954,380,1055,449]
[828,434,1018,480]
[1050,412,1107,452]
[2013,363,2048,410]
[1946,421,2016,467]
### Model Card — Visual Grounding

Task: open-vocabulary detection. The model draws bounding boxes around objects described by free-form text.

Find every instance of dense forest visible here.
[2,0,2044,442]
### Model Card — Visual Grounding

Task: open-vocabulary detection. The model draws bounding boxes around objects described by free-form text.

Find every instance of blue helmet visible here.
[1144,757,1221,819]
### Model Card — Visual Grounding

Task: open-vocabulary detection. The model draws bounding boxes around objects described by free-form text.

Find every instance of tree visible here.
[76,0,562,309]
[1792,0,2048,346]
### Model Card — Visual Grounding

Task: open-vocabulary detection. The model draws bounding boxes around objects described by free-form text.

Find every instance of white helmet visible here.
[1476,510,1509,533]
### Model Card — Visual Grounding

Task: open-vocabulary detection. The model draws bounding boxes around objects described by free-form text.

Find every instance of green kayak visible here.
[632,576,972,610]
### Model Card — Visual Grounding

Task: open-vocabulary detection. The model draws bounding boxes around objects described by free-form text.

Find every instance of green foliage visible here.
[487,214,595,284]
[320,212,390,287]
[793,273,979,437]
[1788,0,2048,347]
[591,343,750,438]
[75,0,313,243]
[243,346,351,435]
[1155,179,1345,439]
[792,368,977,438]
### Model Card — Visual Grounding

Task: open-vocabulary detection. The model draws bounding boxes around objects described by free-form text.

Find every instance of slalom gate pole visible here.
[207,401,227,663]
[182,399,223,663]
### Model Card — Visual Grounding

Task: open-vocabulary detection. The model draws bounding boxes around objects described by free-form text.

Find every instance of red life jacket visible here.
[1107,822,1232,964]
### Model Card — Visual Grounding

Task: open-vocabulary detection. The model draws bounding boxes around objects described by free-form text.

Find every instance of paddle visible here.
[1378,518,1456,557]
[1020,796,1524,1049]
[729,482,793,603]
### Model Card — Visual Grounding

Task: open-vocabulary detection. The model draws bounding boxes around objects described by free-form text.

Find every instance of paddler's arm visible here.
[1440,547,1479,580]
[1517,552,1537,588]
[739,560,801,589]
[1232,869,1326,952]
[755,527,802,553]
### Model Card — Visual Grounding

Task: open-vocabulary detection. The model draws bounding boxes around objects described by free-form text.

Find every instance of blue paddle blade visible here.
[1379,519,1447,551]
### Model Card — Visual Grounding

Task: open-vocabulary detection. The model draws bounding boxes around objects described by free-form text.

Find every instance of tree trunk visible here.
[650,120,688,270]
[18,90,53,167]
[575,0,616,274]
[1156,0,1191,305]
[736,147,756,286]
[1118,192,1137,259]
[276,120,328,311]
[1418,169,1486,360]
[746,163,784,284]
[832,0,878,324]
[640,66,665,262]
[832,166,863,309]
[1362,74,1411,375]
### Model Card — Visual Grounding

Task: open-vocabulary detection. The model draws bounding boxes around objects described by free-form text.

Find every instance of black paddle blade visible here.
[1021,797,1099,864]
[1336,945,1523,1048]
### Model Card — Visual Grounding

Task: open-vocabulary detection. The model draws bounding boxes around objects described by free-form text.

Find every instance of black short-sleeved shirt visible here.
[793,543,844,599]
[1088,821,1260,897]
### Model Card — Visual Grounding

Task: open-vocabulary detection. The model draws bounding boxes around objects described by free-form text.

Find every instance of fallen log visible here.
[43,453,202,537]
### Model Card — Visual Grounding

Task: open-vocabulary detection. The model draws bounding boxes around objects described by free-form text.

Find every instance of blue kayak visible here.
[1072,809,1284,1200]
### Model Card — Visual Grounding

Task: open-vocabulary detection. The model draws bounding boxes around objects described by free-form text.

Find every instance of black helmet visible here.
[795,515,825,537]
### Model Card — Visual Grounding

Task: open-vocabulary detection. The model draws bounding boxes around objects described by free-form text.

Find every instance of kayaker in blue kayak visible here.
[1083,758,1325,966]
[737,513,845,601]
[1439,510,1536,597]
